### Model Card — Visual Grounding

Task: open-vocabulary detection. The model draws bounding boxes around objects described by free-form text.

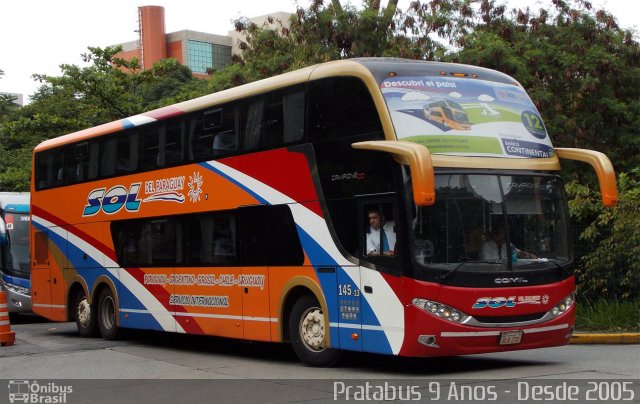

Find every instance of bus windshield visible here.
[3,212,31,276]
[411,174,570,274]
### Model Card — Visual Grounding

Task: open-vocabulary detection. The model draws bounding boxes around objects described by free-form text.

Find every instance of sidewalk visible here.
[570,332,640,344]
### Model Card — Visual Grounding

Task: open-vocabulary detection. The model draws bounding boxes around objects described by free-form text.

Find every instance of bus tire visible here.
[97,287,119,340]
[74,289,98,338]
[288,294,341,367]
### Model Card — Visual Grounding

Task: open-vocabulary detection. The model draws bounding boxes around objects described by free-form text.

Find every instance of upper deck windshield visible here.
[380,75,554,158]
[2,212,31,277]
[411,174,570,277]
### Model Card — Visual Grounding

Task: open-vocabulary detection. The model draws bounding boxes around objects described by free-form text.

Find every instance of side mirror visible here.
[352,140,435,206]
[0,217,7,245]
[555,148,618,207]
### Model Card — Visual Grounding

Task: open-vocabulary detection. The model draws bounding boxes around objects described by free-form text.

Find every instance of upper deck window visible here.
[308,77,382,142]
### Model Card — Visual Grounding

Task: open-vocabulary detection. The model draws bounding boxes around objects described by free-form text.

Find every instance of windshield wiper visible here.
[546,258,571,276]
[438,260,504,282]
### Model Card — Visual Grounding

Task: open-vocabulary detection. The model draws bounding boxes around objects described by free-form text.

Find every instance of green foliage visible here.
[444,0,640,173]
[566,169,640,301]
[575,299,640,331]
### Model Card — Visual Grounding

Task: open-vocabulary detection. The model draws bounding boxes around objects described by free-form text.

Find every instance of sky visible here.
[1,0,638,103]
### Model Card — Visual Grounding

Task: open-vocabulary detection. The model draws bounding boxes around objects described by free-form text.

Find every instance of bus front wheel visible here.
[288,294,341,367]
[74,290,98,337]
[97,287,119,340]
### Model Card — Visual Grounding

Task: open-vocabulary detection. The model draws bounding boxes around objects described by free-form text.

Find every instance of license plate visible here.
[499,330,523,345]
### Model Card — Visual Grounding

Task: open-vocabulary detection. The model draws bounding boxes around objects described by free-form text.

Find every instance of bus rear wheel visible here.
[288,294,341,367]
[74,290,98,337]
[97,287,119,340]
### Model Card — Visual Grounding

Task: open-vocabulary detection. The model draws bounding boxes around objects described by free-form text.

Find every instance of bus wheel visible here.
[289,294,341,367]
[97,288,119,340]
[74,290,98,337]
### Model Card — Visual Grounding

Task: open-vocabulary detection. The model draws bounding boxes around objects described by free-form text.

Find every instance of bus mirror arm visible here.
[352,141,436,206]
[555,148,618,207]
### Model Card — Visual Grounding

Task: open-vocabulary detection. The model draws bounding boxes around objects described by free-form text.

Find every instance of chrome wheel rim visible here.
[299,307,326,352]
[77,297,91,328]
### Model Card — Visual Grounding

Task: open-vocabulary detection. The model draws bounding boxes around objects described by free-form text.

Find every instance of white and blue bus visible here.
[0,192,31,312]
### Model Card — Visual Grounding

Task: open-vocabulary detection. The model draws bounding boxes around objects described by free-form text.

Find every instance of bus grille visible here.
[473,312,547,324]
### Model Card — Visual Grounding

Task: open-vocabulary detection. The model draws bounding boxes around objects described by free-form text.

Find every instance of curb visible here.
[570,333,640,344]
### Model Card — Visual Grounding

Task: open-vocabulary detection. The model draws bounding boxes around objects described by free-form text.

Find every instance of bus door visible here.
[31,226,67,320]
[358,197,403,354]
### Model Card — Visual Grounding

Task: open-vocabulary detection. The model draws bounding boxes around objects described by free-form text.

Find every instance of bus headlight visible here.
[549,294,574,318]
[412,298,469,324]
[3,282,30,296]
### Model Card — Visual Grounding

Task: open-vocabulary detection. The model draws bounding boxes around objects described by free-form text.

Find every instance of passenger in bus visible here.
[479,225,536,261]
[366,208,396,256]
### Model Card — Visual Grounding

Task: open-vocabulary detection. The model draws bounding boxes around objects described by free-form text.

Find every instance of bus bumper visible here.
[401,306,574,357]
[1,282,32,313]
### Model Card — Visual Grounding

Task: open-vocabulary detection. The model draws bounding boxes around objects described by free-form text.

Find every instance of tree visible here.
[567,170,640,301]
[442,0,640,173]
[0,47,196,190]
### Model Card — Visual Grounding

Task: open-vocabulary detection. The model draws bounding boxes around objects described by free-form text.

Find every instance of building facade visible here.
[114,6,290,78]
[0,92,23,106]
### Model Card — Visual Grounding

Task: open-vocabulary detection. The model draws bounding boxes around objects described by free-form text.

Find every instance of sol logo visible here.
[82,183,142,216]
[472,296,517,309]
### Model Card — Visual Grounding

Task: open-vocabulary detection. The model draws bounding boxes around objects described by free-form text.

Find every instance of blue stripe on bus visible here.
[121,119,135,129]
[295,224,392,354]
[4,204,29,214]
[1,273,30,288]
[31,220,163,331]
[198,162,269,205]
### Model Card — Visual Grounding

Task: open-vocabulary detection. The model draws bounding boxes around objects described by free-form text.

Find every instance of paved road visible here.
[1,315,638,403]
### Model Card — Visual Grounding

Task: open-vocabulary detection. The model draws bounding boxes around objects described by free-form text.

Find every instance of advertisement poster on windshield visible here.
[381,76,555,158]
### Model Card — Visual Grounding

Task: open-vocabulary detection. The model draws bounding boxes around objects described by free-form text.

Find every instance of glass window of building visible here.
[188,40,214,74]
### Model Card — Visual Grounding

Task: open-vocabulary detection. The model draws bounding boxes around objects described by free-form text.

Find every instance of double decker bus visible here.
[30,58,616,366]
[0,192,31,313]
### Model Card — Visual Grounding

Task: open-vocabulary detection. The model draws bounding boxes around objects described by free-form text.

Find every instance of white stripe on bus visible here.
[32,215,184,334]
[206,161,405,354]
[121,308,278,323]
[440,324,569,338]
[32,303,66,309]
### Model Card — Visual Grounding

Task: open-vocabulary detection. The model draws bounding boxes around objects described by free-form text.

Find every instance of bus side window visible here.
[363,203,397,258]
[51,149,64,187]
[188,114,213,162]
[141,126,161,170]
[100,138,117,177]
[64,143,90,184]
[239,204,304,266]
[282,90,305,144]
[243,98,264,151]
[243,87,304,152]
[165,120,184,166]
[35,154,48,189]
[87,142,100,180]
[308,77,383,141]
[207,105,238,158]
[116,132,139,174]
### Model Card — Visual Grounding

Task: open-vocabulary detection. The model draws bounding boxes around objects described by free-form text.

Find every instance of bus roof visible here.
[0,192,30,209]
[33,58,523,153]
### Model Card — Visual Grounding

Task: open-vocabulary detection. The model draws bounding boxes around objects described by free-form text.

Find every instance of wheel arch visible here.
[91,275,120,327]
[66,277,90,321]
[279,276,330,346]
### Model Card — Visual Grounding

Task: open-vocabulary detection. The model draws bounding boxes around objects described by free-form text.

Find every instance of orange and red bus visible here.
[30,58,617,366]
